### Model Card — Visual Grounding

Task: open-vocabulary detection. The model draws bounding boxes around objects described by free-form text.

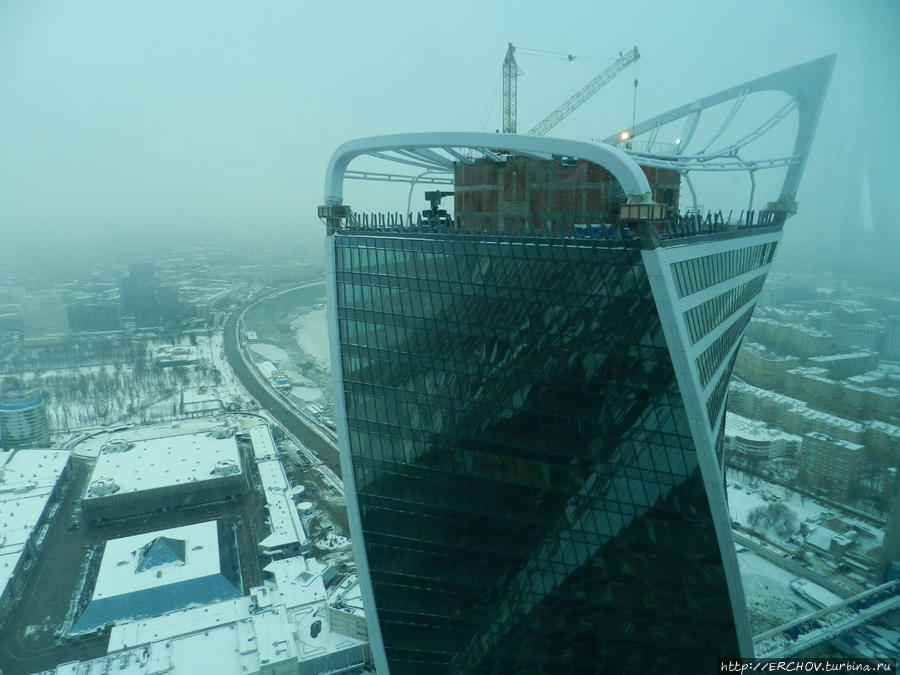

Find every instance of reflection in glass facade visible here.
[331,233,743,673]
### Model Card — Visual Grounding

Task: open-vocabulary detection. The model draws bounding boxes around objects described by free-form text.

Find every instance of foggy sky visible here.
[1,0,898,265]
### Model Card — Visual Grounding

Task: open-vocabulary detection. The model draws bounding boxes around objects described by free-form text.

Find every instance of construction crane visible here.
[502,44,640,137]
[502,43,520,134]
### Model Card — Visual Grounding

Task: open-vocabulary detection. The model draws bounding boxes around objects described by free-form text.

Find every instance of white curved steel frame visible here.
[323,55,833,219]
[323,131,655,207]
[604,54,835,206]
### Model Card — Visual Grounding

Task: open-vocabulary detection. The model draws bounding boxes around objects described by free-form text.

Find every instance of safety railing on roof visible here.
[333,208,785,241]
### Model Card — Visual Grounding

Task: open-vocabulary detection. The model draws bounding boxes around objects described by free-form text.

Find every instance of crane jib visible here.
[501,43,640,137]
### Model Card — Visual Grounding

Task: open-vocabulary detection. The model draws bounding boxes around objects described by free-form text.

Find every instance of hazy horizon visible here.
[2,0,898,269]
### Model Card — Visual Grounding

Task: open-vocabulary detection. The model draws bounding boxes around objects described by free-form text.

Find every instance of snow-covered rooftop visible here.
[751,316,834,338]
[788,577,843,608]
[154,345,198,364]
[109,595,247,650]
[742,342,801,361]
[787,366,900,399]
[90,521,223,601]
[249,426,308,553]
[262,556,327,607]
[0,448,69,603]
[726,413,803,443]
[803,525,844,554]
[809,351,877,364]
[868,420,900,438]
[730,381,867,432]
[805,431,864,451]
[92,570,367,675]
[0,447,69,494]
[249,424,277,460]
[84,429,241,500]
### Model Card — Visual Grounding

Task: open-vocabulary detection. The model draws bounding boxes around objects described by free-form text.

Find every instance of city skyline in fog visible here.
[2,0,898,267]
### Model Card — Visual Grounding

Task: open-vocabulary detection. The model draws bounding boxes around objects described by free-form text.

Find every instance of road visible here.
[222,283,342,479]
[734,532,853,597]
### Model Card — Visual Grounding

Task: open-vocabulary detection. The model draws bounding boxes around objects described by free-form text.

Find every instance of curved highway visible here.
[222,282,342,477]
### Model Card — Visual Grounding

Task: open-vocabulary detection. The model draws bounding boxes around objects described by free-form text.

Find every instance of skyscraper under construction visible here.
[320,56,834,673]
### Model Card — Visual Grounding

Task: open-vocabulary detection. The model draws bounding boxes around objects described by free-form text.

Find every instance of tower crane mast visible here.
[502,43,519,134]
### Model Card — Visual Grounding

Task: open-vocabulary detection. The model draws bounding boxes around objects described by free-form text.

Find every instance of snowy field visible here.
[726,468,890,639]
[738,549,818,633]
[291,308,330,371]
[7,338,219,435]
[249,342,291,364]
[728,481,829,528]
[248,347,323,406]
[727,471,884,543]
[289,386,322,403]
[242,301,334,427]
[283,368,316,387]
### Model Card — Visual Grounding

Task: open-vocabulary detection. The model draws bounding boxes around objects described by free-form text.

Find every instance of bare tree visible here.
[747,502,798,538]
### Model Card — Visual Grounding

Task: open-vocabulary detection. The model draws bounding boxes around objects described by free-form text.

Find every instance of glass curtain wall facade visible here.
[0,388,51,449]
[331,232,742,673]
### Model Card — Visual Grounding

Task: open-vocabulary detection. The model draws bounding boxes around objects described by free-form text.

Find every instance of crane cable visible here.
[515,47,576,61]
[631,59,639,138]
[478,73,502,132]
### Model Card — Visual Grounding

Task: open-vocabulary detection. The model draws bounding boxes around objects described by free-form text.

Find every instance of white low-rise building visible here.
[328,575,368,642]
[249,425,310,556]
[180,386,224,416]
[0,448,70,627]
[44,538,368,674]
[724,412,803,460]
[82,429,245,521]
[32,422,369,673]
[72,520,242,633]
[154,345,199,367]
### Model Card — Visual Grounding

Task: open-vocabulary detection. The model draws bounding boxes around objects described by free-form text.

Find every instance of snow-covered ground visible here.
[727,469,884,546]
[738,550,808,594]
[726,465,893,645]
[256,360,278,379]
[8,335,222,435]
[283,368,315,386]
[738,549,819,633]
[728,479,830,527]
[317,533,351,551]
[249,342,291,364]
[208,333,251,406]
[242,300,334,431]
[289,386,323,403]
[291,308,330,371]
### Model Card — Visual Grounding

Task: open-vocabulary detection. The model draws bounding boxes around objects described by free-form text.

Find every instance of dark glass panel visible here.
[334,233,741,673]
